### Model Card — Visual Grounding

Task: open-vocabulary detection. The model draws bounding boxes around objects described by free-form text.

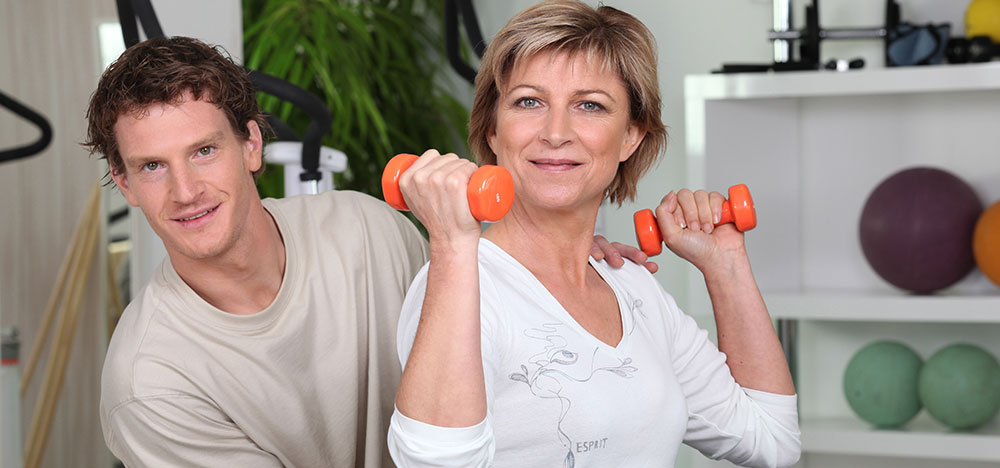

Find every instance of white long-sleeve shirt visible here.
[389,239,800,468]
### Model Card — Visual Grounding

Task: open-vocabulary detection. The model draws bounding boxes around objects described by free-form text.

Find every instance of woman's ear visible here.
[620,122,646,162]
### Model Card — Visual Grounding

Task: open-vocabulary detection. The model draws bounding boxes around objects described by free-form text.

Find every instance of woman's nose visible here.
[539,109,573,147]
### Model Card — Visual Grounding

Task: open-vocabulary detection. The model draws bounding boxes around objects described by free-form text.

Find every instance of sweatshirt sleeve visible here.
[105,396,283,468]
[388,262,504,468]
[659,289,801,468]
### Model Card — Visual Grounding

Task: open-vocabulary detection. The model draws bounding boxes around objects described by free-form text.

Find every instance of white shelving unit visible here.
[767,293,1000,323]
[685,63,1000,467]
[801,415,1000,462]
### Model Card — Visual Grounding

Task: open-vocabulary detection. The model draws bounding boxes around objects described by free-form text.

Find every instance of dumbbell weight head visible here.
[634,209,663,257]
[724,184,757,232]
[946,37,971,63]
[382,153,419,211]
[969,35,996,62]
[467,166,515,222]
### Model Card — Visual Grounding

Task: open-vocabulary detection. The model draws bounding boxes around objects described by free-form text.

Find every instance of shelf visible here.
[765,292,1000,323]
[801,416,1000,462]
[685,62,1000,101]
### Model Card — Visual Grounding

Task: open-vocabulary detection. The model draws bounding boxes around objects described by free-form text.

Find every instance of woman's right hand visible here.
[398,149,483,246]
[395,149,489,428]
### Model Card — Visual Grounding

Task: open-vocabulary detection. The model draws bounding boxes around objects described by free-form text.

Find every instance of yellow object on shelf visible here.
[967,0,1000,42]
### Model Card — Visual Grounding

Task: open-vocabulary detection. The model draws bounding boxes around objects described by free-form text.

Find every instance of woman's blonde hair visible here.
[469,0,667,205]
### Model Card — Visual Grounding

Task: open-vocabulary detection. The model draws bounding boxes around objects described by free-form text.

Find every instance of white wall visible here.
[0,1,242,466]
[0,1,117,467]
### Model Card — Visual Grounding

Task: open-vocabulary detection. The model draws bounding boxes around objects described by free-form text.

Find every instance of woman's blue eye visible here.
[517,98,539,108]
[581,101,604,112]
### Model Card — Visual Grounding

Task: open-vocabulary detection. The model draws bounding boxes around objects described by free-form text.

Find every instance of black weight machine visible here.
[0,91,53,164]
[445,0,487,85]
[718,0,950,73]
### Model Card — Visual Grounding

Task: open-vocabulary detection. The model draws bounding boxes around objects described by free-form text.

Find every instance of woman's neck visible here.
[484,200,601,288]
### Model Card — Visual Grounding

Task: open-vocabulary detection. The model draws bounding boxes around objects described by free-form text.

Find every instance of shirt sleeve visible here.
[658,289,801,468]
[388,261,504,468]
[105,396,282,468]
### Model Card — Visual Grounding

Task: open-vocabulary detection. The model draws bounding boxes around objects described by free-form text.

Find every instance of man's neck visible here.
[171,201,286,315]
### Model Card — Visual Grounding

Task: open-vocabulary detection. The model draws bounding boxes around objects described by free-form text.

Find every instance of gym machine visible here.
[0,91,53,164]
[1,328,22,468]
[445,0,487,85]
[718,0,950,73]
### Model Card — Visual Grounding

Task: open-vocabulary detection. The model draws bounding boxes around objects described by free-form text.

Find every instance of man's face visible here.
[111,92,263,263]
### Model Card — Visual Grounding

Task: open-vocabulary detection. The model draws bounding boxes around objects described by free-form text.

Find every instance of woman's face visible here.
[488,50,644,213]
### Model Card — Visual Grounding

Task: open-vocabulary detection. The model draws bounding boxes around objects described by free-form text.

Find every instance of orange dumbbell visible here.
[381,153,515,222]
[633,184,757,256]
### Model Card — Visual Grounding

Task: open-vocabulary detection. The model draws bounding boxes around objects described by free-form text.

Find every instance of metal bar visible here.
[770,26,888,41]
[773,0,792,62]
[821,27,887,40]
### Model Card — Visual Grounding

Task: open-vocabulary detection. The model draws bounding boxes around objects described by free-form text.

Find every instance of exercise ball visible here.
[973,201,1000,288]
[843,341,923,428]
[859,167,983,294]
[918,343,1000,430]
[967,0,1000,43]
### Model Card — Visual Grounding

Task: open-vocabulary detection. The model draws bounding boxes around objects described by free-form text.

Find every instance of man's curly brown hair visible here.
[85,36,266,178]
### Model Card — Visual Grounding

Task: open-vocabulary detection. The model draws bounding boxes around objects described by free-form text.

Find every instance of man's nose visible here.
[168,163,205,203]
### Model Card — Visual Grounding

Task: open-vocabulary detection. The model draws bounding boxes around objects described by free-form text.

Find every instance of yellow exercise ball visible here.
[967,0,1000,43]
[974,201,1000,288]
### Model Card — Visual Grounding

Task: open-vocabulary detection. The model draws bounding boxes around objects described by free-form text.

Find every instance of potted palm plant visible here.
[243,0,472,200]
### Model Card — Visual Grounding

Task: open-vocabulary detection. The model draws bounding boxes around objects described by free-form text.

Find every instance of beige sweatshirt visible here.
[101,190,428,468]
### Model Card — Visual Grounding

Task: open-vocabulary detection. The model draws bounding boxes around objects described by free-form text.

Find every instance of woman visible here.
[387,1,800,467]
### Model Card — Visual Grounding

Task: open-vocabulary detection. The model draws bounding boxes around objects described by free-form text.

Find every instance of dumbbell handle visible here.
[381,153,515,222]
[634,184,757,257]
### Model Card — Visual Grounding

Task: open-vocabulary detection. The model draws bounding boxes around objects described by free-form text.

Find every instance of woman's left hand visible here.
[653,189,748,273]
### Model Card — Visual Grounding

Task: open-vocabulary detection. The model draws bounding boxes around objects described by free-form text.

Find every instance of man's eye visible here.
[197,146,215,156]
[142,162,160,171]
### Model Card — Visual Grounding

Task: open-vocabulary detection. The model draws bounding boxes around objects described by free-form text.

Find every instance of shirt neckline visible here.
[478,238,633,353]
[162,199,300,333]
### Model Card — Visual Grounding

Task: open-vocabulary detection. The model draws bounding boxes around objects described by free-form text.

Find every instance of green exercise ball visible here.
[918,343,1000,430]
[843,341,923,428]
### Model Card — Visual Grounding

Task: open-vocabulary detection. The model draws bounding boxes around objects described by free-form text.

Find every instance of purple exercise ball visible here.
[859,167,983,294]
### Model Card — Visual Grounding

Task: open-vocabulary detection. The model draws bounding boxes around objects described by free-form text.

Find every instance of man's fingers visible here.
[593,235,625,267]
[610,242,646,266]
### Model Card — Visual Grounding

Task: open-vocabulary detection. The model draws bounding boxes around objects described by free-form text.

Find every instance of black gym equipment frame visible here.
[445,0,487,85]
[0,90,53,164]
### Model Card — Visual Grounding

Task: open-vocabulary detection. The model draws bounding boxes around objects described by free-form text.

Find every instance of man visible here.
[87,36,651,467]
